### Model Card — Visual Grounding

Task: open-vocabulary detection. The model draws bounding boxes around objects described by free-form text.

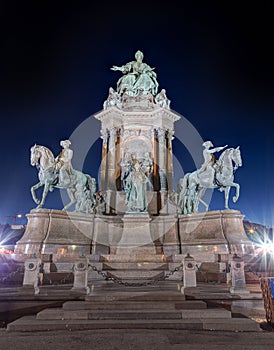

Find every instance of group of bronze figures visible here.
[30,139,242,215]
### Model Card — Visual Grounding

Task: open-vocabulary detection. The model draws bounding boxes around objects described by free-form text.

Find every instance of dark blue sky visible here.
[0,2,273,226]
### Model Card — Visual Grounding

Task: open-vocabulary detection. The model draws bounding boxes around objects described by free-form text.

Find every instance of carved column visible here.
[115,128,122,190]
[100,129,109,191]
[156,127,168,214]
[107,127,117,190]
[166,129,174,191]
[157,127,167,191]
[153,129,159,191]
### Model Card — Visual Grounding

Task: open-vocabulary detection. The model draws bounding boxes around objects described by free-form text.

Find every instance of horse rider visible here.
[199,141,227,176]
[55,140,73,187]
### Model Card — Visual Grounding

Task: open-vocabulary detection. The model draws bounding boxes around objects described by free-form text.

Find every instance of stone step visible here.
[106,270,164,280]
[36,309,184,320]
[36,306,231,321]
[102,262,169,270]
[62,300,207,311]
[84,293,186,302]
[7,315,262,332]
[99,254,170,263]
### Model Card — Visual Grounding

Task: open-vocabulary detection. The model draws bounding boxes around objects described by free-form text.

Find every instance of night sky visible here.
[0,2,273,226]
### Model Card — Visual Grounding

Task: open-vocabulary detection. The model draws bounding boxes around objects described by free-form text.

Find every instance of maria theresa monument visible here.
[15,50,254,282]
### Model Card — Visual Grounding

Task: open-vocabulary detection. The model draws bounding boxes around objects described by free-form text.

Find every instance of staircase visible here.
[96,254,182,283]
[7,282,261,332]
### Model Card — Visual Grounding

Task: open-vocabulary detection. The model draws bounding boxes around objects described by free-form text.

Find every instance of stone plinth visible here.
[115,213,156,255]
[15,209,95,255]
[183,254,197,288]
[150,215,180,256]
[92,215,123,255]
[181,253,196,294]
[15,207,254,284]
[178,210,254,262]
[230,254,250,295]
[22,257,42,295]
[72,257,90,294]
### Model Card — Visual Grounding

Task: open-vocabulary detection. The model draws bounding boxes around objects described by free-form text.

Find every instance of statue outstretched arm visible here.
[111,62,132,73]
[217,145,228,152]
[209,145,228,153]
[111,65,124,71]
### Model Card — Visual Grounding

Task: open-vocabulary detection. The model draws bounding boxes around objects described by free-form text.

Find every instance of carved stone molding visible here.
[156,127,167,144]
[100,129,109,145]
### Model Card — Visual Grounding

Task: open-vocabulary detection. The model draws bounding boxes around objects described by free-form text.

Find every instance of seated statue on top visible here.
[111,50,159,97]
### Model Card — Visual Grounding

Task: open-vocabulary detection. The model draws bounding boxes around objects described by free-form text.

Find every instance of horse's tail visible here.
[177,173,189,194]
[177,174,190,211]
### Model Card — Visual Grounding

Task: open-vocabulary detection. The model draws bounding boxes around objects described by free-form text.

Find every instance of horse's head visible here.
[30,144,40,167]
[231,146,242,168]
[30,144,55,169]
[217,146,242,171]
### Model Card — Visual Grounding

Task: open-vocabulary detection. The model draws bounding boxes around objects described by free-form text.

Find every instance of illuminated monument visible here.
[15,51,254,281]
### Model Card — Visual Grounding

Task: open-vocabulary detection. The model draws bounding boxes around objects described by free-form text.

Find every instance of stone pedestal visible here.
[15,209,95,255]
[178,210,254,262]
[230,254,250,295]
[181,253,196,294]
[115,213,155,255]
[150,215,180,256]
[72,257,90,294]
[22,257,42,295]
[15,207,254,285]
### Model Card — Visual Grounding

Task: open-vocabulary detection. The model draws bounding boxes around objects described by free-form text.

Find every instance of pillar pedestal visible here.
[116,213,155,255]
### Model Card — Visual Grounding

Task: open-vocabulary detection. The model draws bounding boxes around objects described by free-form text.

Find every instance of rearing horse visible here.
[30,144,97,212]
[177,147,242,213]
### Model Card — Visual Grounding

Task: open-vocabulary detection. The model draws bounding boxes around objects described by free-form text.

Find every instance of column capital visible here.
[156,127,167,144]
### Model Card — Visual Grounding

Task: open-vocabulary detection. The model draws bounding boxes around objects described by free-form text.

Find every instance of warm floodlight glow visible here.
[254,237,274,255]
[0,246,13,254]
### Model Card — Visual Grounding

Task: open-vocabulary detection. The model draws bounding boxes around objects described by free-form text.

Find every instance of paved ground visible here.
[0,282,273,349]
[1,328,274,350]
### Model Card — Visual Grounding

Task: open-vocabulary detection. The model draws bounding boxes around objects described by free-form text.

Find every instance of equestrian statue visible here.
[30,140,97,213]
[177,141,242,214]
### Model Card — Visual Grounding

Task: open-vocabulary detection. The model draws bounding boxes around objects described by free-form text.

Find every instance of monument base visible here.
[15,209,94,255]
[115,213,155,255]
[178,210,254,262]
[15,208,254,283]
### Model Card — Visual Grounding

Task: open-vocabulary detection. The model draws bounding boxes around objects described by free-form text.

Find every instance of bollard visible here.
[23,256,42,295]
[72,257,90,294]
[229,253,249,295]
[181,253,197,294]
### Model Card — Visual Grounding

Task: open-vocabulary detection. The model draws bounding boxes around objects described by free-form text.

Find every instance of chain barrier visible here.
[88,264,183,287]
[40,265,74,286]
[41,272,73,285]
[0,266,24,283]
